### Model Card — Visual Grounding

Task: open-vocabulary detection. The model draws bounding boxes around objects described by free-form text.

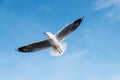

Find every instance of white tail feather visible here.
[49,42,67,56]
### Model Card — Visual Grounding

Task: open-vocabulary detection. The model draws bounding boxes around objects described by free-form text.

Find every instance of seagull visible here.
[16,17,84,56]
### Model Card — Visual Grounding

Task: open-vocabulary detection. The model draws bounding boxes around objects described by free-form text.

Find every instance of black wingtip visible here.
[81,16,84,20]
[15,47,22,52]
[16,46,27,52]
[73,16,84,27]
[15,48,18,51]
[74,17,84,23]
[78,16,84,22]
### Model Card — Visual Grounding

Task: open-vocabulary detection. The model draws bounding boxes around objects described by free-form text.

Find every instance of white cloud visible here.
[93,0,120,10]
[93,0,120,22]
[53,50,88,63]
[65,50,87,60]
[94,0,116,10]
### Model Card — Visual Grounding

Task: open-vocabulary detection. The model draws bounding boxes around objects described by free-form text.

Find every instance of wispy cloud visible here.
[53,50,88,63]
[93,0,120,22]
[93,0,116,10]
[65,50,87,60]
[93,0,120,10]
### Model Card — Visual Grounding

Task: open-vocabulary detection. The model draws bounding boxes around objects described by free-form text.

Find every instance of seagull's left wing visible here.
[17,39,51,53]
[55,17,84,41]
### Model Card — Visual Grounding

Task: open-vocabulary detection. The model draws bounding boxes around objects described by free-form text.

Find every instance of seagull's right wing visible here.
[17,39,51,53]
[55,17,84,41]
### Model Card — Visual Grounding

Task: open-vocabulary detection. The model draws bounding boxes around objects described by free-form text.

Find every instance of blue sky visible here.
[0,0,120,80]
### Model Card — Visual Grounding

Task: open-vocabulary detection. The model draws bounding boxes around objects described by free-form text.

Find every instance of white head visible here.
[44,32,53,38]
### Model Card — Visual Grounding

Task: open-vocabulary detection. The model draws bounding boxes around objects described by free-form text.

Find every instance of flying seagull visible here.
[16,17,84,56]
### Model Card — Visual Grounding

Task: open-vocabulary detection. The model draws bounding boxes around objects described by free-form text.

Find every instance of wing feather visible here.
[55,17,84,41]
[17,39,51,53]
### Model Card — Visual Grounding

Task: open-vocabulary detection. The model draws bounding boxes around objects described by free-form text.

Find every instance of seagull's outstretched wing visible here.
[55,17,84,41]
[17,39,51,53]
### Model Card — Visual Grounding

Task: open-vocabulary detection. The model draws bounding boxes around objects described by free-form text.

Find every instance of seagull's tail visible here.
[49,42,67,56]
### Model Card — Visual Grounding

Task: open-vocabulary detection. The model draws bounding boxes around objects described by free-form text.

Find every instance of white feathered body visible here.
[44,32,67,56]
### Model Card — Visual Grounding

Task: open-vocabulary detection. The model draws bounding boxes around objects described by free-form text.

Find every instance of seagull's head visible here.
[44,32,51,35]
[44,32,53,38]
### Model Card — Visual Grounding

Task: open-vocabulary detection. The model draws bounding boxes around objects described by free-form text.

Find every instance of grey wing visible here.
[17,39,51,53]
[55,17,84,41]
